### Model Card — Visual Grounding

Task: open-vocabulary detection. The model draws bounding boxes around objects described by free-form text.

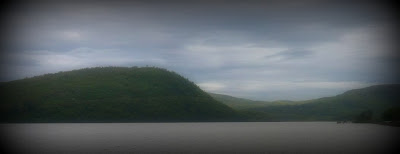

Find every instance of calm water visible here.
[1,122,398,153]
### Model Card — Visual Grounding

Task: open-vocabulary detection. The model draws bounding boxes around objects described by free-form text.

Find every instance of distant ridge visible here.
[209,93,299,109]
[211,84,400,121]
[0,67,238,122]
[2,67,398,122]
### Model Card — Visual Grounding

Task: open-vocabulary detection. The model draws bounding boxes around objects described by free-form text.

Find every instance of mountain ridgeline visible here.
[1,66,399,123]
[209,93,300,110]
[0,67,238,122]
[211,84,400,121]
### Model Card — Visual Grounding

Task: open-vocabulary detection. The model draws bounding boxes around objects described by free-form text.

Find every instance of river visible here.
[1,122,398,153]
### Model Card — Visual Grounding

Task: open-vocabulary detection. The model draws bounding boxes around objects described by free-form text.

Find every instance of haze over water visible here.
[1,122,398,153]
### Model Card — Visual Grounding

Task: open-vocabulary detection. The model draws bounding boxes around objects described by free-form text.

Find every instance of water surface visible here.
[1,122,398,153]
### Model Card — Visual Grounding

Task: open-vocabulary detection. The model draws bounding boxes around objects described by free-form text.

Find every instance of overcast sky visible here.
[1,0,399,100]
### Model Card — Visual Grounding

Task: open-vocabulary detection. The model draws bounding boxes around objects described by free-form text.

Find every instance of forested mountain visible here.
[209,93,300,110]
[1,66,398,122]
[0,67,238,122]
[212,84,400,121]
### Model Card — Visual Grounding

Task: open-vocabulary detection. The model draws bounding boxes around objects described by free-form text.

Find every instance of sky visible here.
[0,0,399,101]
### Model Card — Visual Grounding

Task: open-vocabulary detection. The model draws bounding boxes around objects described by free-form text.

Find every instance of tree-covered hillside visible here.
[209,93,299,110]
[248,84,400,121]
[210,85,400,121]
[2,67,398,122]
[0,67,238,122]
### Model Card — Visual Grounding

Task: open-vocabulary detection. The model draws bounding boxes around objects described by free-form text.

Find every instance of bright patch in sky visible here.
[61,31,82,41]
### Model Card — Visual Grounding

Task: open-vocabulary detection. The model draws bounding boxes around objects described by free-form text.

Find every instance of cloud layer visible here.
[1,1,398,100]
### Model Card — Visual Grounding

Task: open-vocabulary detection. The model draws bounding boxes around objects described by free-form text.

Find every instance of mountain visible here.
[0,67,238,122]
[211,84,400,121]
[209,93,299,109]
[2,67,398,122]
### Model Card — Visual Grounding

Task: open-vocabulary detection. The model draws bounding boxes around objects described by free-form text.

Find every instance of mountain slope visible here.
[209,93,299,109]
[249,84,400,121]
[210,84,400,121]
[0,67,238,122]
[209,93,269,109]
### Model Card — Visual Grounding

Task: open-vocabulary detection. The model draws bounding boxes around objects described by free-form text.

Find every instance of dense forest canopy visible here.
[0,67,238,122]
[1,66,399,123]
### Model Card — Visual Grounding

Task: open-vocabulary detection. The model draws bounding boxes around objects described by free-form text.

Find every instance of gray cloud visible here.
[265,49,314,60]
[1,0,398,100]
